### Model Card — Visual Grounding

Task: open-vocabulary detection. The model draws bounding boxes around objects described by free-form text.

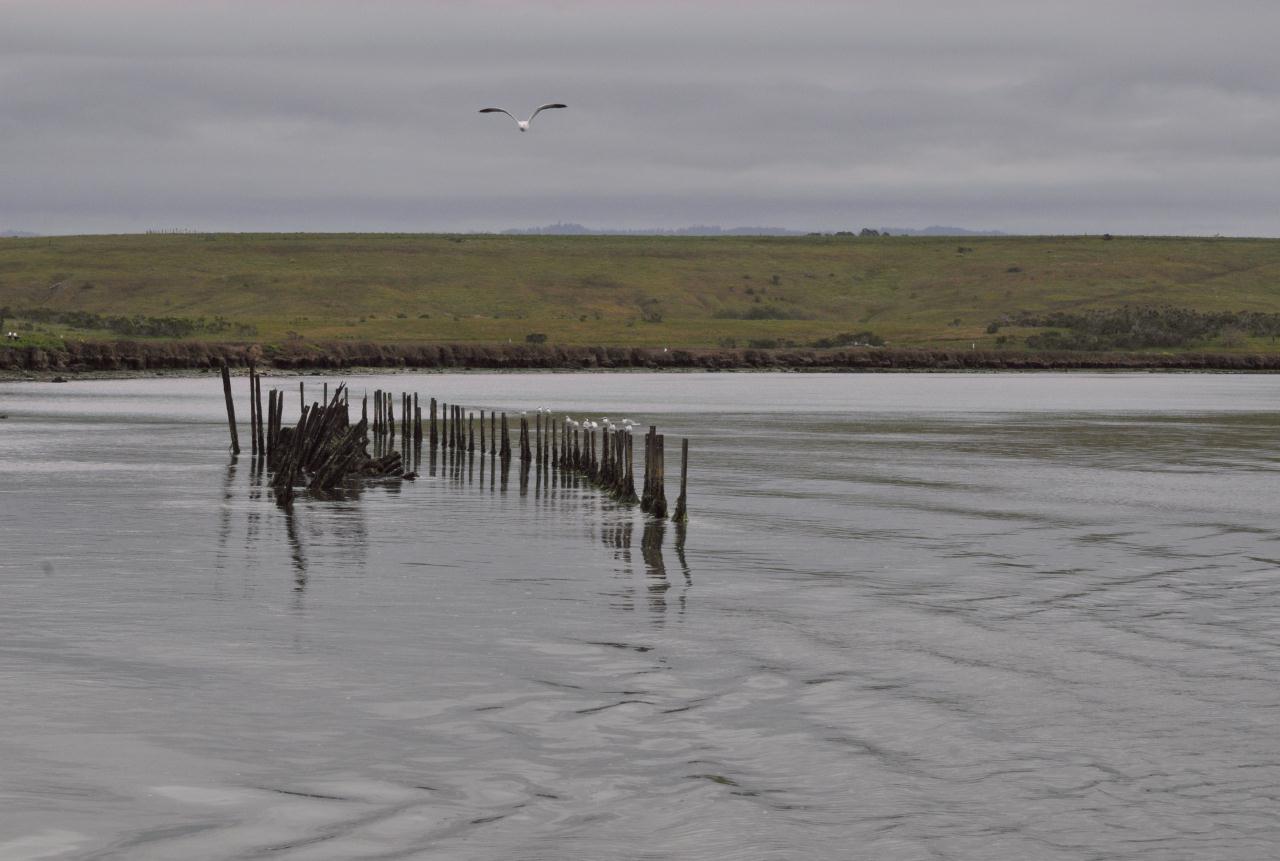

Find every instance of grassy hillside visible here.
[2,233,1280,352]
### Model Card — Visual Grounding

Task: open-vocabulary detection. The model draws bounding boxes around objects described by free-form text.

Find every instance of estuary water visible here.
[2,372,1279,860]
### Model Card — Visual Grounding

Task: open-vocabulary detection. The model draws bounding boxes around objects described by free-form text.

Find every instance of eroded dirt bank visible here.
[4,339,1280,374]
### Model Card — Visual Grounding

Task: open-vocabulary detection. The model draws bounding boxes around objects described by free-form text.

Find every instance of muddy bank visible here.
[4,339,1280,374]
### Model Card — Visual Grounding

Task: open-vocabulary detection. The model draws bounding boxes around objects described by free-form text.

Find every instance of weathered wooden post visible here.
[479,410,486,455]
[671,438,688,522]
[247,367,258,456]
[490,412,497,456]
[468,412,475,452]
[254,371,265,455]
[623,429,638,503]
[640,426,655,511]
[220,362,240,454]
[414,394,422,444]
[430,397,438,450]
[299,380,304,413]
[651,434,668,518]
[265,389,276,458]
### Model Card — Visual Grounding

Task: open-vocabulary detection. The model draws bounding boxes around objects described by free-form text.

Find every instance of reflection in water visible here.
[642,519,670,622]
[598,510,694,626]
[213,457,375,599]
[283,507,307,592]
[216,456,238,572]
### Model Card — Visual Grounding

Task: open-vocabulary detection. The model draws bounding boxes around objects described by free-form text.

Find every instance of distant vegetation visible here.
[3,233,1280,353]
[13,307,256,338]
[995,307,1280,351]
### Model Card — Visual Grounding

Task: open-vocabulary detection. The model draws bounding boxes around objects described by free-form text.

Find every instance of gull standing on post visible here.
[478,103,567,132]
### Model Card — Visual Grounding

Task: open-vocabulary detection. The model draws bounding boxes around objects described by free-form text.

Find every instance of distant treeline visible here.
[13,308,257,338]
[995,306,1280,350]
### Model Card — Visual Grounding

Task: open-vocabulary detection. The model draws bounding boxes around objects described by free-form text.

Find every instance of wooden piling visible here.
[671,438,688,522]
[623,430,638,503]
[266,389,277,459]
[254,371,265,456]
[247,367,258,455]
[651,434,668,518]
[430,397,438,449]
[220,362,240,454]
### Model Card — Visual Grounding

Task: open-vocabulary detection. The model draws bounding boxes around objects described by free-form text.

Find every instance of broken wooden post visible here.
[671,438,688,522]
[651,433,668,518]
[221,362,240,454]
[247,367,258,456]
[254,370,265,455]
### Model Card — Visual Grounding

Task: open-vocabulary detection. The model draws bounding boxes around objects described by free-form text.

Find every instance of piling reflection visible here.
[221,394,689,618]
[642,519,670,621]
[215,459,374,599]
[283,506,307,592]
[216,455,239,571]
[597,510,693,625]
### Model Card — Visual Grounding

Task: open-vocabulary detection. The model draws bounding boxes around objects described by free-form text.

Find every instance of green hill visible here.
[2,233,1280,353]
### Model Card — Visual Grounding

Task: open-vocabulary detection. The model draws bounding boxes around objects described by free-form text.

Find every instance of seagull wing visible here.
[478,108,519,126]
[527,103,567,124]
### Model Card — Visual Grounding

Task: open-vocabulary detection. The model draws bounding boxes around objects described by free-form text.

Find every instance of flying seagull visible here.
[478,103,567,132]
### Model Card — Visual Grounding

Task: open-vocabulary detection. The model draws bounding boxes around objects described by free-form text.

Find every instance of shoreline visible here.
[4,339,1280,381]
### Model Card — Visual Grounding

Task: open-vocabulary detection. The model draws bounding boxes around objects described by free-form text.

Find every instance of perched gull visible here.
[478,103,567,132]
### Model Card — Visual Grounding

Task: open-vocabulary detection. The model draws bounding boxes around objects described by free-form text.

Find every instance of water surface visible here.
[2,372,1279,860]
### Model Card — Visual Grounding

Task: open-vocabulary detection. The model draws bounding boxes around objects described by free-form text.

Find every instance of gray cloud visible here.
[1,0,1278,234]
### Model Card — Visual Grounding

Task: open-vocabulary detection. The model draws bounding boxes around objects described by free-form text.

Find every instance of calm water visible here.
[2,372,1279,860]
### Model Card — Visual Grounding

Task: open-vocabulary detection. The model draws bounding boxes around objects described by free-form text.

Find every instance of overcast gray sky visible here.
[2,0,1278,235]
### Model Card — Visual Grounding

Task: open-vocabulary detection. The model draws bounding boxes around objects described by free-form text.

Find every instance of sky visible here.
[1,0,1278,236]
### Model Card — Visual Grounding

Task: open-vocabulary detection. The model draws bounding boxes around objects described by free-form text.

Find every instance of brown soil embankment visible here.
[4,340,1280,373]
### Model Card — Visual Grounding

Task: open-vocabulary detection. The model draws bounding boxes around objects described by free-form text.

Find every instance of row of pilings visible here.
[220,365,689,520]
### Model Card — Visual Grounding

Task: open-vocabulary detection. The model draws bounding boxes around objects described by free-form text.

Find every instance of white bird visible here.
[478,103,567,132]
